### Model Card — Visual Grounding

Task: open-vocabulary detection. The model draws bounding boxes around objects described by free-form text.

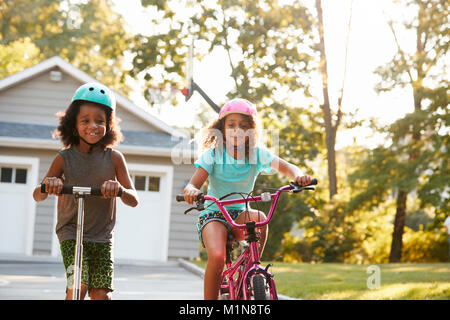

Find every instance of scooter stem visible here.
[73,193,85,300]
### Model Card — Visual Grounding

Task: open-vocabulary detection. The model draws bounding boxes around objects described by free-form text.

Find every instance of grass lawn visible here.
[190,260,450,300]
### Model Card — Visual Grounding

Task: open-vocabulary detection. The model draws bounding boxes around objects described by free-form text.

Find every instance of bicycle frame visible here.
[202,184,294,300]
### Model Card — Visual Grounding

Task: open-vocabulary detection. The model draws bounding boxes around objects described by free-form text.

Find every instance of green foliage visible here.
[277,233,312,263]
[0,38,41,78]
[401,228,449,262]
[254,172,316,261]
[0,0,132,93]
[131,0,317,106]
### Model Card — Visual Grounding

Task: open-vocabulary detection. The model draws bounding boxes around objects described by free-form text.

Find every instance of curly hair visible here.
[195,113,261,160]
[53,100,123,149]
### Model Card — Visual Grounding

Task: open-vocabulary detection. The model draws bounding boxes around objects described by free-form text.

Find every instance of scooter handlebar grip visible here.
[90,187,103,196]
[40,184,73,194]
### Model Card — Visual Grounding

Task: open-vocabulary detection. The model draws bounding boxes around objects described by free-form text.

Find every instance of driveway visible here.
[0,259,203,300]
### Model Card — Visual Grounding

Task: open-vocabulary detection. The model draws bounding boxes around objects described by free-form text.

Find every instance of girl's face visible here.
[223,113,252,148]
[76,103,107,145]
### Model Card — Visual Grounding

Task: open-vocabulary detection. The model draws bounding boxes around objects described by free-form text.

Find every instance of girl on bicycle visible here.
[33,82,139,300]
[184,98,311,300]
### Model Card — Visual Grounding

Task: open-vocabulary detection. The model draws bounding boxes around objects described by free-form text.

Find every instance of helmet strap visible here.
[74,126,110,154]
[78,136,98,153]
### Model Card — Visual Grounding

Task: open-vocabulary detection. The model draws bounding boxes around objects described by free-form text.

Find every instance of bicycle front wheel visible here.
[251,274,267,300]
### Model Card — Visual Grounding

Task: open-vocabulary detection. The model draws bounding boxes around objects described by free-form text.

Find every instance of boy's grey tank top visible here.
[56,146,116,243]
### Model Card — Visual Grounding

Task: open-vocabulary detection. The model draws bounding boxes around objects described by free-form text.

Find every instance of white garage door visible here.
[114,164,173,262]
[0,156,38,256]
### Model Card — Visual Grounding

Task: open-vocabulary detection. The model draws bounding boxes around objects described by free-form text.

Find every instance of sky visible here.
[111,0,418,149]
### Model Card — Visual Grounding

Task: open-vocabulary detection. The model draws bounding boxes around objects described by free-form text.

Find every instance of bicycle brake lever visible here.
[184,207,196,215]
[184,204,205,215]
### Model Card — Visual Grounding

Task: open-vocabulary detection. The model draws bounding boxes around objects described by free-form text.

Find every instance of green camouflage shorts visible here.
[60,240,114,291]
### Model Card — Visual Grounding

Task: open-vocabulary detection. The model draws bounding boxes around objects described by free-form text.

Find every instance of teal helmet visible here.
[71,82,116,111]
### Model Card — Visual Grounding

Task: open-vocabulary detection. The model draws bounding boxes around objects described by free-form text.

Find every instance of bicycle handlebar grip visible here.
[176,194,185,202]
[310,178,318,185]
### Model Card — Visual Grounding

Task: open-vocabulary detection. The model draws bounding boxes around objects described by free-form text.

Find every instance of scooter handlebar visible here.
[40,184,122,197]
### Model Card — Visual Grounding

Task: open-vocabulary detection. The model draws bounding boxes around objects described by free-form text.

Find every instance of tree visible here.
[349,0,448,262]
[130,0,324,258]
[0,38,41,78]
[0,0,131,93]
[314,0,339,199]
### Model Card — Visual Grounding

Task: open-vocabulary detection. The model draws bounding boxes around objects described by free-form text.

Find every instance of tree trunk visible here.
[389,190,407,262]
[315,0,338,199]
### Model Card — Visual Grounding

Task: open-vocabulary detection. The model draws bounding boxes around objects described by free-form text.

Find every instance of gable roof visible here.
[0,121,195,157]
[0,56,186,138]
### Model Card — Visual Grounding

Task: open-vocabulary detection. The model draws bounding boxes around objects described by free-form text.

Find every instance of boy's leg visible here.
[66,284,89,300]
[89,288,112,300]
[60,240,89,300]
[85,242,114,300]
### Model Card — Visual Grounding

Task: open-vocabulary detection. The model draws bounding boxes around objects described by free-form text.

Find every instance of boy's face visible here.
[223,113,252,148]
[76,102,107,145]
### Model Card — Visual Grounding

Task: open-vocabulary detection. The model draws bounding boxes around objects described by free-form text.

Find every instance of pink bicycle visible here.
[176,178,317,300]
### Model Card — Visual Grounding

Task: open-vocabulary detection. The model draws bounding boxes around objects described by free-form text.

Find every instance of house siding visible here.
[0,68,164,132]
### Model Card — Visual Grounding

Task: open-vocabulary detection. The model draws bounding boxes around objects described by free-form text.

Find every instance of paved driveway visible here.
[0,260,203,300]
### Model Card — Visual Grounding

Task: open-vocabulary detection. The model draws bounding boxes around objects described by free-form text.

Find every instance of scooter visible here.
[41,184,122,300]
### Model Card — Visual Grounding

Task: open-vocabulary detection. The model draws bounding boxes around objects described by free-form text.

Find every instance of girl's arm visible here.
[33,154,64,202]
[110,150,139,207]
[184,166,209,205]
[270,156,311,186]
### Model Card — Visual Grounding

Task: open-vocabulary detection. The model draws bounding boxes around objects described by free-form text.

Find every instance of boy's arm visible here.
[270,156,311,186]
[112,150,139,207]
[33,154,64,202]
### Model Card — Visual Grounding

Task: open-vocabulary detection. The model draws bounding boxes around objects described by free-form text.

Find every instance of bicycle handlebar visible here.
[40,184,123,197]
[176,178,318,229]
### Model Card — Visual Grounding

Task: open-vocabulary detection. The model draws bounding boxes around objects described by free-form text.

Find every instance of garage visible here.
[113,163,173,262]
[0,156,38,256]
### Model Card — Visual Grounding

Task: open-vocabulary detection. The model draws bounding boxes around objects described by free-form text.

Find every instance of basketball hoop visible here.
[181,38,221,113]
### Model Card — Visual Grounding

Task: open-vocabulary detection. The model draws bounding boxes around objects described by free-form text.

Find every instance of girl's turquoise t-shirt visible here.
[194,147,276,213]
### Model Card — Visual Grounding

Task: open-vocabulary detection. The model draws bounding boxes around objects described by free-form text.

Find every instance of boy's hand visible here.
[43,177,63,195]
[101,180,121,199]
[294,175,311,187]
[184,184,201,205]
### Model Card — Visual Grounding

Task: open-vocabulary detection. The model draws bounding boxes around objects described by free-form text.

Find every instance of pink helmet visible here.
[218,98,257,120]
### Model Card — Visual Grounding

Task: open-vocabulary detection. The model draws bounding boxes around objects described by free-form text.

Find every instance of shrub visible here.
[401,227,449,262]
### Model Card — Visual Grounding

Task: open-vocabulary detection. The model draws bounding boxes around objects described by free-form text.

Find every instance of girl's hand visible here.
[294,175,311,187]
[184,183,201,205]
[101,180,121,199]
[43,177,63,195]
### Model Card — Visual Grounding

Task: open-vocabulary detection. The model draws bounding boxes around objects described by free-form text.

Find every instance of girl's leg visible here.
[233,209,268,256]
[202,221,229,300]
